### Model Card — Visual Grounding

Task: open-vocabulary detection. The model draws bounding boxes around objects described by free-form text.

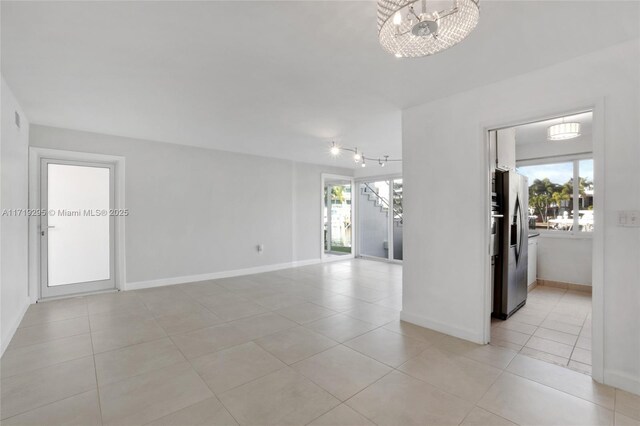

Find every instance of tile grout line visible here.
[0,385,98,423]
[158,332,244,426]
[457,370,518,426]
[0,333,95,380]
[501,364,616,411]
[88,329,105,426]
[0,355,97,422]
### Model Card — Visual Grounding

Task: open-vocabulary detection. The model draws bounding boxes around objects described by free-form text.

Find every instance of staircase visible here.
[362,183,403,224]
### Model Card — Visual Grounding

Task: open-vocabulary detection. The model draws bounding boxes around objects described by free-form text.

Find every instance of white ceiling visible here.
[515,111,593,146]
[2,1,638,168]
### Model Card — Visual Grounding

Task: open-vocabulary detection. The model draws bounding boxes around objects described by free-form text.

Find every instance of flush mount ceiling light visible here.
[547,122,581,141]
[378,0,480,58]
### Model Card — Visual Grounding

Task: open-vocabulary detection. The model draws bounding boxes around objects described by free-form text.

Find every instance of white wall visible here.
[537,237,592,285]
[402,40,640,393]
[30,125,352,287]
[1,76,30,354]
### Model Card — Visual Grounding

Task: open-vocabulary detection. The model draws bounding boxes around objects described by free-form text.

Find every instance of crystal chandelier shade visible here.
[377,0,480,58]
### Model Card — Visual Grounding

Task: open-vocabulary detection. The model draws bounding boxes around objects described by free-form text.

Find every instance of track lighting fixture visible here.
[327,142,400,167]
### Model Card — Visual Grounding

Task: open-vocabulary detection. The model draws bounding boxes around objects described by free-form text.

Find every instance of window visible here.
[517,158,594,234]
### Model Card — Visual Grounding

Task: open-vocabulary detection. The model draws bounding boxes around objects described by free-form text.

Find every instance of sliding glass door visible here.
[359,180,390,259]
[358,177,403,261]
[392,178,403,261]
[324,178,352,256]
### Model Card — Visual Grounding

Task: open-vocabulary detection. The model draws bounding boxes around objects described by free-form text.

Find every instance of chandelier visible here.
[547,122,581,141]
[377,0,480,58]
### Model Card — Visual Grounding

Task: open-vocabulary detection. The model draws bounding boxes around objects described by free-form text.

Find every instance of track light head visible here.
[330,142,340,156]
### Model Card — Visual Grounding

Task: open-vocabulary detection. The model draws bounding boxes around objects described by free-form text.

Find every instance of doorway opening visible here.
[357,177,403,262]
[322,175,354,259]
[29,148,125,300]
[487,110,595,377]
[40,160,116,298]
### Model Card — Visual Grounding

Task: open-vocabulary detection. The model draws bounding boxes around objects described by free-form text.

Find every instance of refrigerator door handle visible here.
[514,196,524,264]
[518,195,527,264]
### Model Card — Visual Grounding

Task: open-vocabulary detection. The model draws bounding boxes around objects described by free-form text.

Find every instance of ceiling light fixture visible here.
[330,141,341,156]
[378,0,480,58]
[327,143,400,168]
[547,122,581,141]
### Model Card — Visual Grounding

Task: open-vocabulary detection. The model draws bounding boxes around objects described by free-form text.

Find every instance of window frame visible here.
[517,153,593,239]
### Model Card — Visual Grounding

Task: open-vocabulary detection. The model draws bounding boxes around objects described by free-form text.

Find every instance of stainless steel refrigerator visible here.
[493,170,529,319]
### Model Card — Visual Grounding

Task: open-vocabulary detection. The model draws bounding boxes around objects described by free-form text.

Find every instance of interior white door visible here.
[40,159,116,298]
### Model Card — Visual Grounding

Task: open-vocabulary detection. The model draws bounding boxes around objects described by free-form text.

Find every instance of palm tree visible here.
[561,177,593,209]
[529,178,561,224]
[331,186,345,204]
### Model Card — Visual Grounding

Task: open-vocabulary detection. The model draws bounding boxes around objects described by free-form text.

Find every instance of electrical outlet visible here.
[257,244,264,253]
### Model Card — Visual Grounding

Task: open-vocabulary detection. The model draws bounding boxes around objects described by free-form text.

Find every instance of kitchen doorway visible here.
[486,109,598,378]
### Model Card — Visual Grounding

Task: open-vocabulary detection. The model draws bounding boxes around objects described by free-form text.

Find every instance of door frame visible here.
[39,158,116,298]
[29,148,126,301]
[481,99,605,383]
[321,173,355,262]
[355,174,403,263]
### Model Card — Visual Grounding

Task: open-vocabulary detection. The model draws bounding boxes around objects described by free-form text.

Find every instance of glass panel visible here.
[578,159,594,232]
[47,164,111,286]
[359,180,390,258]
[392,179,403,260]
[324,181,352,255]
[517,162,574,232]
[324,187,329,251]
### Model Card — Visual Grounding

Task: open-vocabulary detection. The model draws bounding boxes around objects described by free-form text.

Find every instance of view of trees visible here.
[324,185,352,251]
[529,177,593,224]
[330,186,346,204]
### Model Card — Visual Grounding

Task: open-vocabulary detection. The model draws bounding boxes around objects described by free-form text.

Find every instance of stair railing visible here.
[363,183,403,224]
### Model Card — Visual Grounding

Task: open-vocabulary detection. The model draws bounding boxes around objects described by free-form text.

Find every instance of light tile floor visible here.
[490,285,594,375]
[1,260,638,425]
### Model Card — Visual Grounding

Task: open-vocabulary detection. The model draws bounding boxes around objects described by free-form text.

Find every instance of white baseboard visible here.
[400,310,484,344]
[321,254,355,263]
[604,369,640,396]
[125,258,322,291]
[1,299,30,356]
